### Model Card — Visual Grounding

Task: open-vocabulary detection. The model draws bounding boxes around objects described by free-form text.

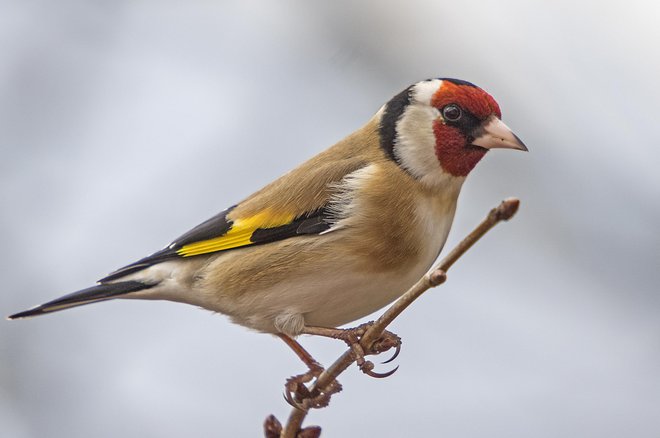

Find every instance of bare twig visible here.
[277,198,520,437]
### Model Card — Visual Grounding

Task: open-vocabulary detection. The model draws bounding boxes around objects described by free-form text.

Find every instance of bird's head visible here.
[379,78,527,185]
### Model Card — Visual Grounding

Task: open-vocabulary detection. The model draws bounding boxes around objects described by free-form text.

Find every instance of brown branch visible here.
[278,198,520,437]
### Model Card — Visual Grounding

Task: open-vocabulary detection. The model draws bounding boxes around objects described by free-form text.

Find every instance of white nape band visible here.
[411,79,443,106]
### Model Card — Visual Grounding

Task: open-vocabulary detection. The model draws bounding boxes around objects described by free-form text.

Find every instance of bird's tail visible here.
[7,281,154,320]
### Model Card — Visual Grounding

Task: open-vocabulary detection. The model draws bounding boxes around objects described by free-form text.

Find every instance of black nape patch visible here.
[379,86,413,163]
[436,77,478,88]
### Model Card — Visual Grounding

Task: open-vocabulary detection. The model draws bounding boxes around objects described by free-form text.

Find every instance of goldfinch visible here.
[9,78,526,340]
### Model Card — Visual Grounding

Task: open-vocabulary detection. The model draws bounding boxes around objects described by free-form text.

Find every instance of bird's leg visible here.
[277,333,342,410]
[302,322,402,378]
[278,333,323,372]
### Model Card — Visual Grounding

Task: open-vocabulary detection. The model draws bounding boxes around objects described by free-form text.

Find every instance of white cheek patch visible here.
[394,104,439,179]
[393,79,463,189]
[395,103,461,190]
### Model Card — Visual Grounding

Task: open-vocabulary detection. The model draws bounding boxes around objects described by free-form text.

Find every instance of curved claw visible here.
[381,341,401,364]
[283,391,306,411]
[364,365,399,379]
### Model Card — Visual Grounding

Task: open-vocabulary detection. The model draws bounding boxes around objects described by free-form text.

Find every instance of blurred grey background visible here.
[1,1,659,437]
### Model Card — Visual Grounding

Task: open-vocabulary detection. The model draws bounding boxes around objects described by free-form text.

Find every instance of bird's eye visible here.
[442,104,462,122]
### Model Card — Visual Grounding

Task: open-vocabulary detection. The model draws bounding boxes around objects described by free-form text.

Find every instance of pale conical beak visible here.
[471,116,528,151]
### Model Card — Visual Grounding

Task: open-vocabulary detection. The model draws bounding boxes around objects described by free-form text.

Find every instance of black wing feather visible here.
[100,206,331,283]
[249,209,330,245]
[100,206,235,282]
[170,205,236,247]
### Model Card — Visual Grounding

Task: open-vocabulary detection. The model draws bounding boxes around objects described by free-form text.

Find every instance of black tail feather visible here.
[8,281,154,319]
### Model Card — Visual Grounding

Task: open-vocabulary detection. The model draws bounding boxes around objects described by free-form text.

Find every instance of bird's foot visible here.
[284,361,342,410]
[277,333,343,410]
[303,322,402,378]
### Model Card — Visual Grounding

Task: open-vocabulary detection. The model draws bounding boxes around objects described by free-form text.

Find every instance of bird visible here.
[9,78,526,377]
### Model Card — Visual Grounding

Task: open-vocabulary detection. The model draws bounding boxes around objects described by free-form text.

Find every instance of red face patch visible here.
[429,80,498,177]
[430,81,501,120]
[433,121,487,177]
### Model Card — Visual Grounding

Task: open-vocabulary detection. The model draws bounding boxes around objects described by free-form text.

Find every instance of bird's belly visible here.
[215,236,447,334]
[215,261,429,335]
[301,265,428,328]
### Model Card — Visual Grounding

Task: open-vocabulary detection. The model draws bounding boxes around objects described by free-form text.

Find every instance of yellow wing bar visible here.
[176,210,295,257]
